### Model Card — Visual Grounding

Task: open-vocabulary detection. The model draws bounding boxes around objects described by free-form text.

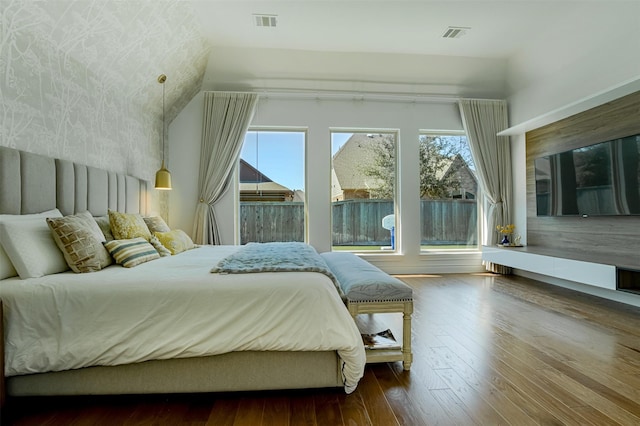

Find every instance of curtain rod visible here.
[251,89,464,104]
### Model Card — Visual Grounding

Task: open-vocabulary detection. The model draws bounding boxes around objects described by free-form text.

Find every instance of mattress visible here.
[0,245,365,392]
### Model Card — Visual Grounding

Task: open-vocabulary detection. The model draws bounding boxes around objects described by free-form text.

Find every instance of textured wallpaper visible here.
[0,0,209,215]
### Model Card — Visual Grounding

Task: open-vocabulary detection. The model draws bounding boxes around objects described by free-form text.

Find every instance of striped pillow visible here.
[104,237,159,268]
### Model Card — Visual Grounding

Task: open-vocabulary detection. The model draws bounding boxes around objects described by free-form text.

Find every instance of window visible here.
[419,132,478,250]
[239,130,305,243]
[331,131,397,252]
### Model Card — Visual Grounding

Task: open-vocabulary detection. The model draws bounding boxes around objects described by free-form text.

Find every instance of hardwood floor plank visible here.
[372,364,434,425]
[289,393,315,426]
[205,397,239,426]
[356,366,399,426]
[571,405,621,426]
[182,394,218,425]
[233,397,265,426]
[313,393,343,426]
[388,362,469,425]
[335,389,372,426]
[122,398,165,426]
[429,388,478,426]
[261,395,290,426]
[433,367,510,425]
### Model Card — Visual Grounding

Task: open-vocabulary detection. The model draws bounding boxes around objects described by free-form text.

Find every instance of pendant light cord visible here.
[162,77,165,166]
[158,74,167,167]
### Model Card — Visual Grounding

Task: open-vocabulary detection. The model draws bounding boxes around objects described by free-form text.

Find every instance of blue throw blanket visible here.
[211,242,342,294]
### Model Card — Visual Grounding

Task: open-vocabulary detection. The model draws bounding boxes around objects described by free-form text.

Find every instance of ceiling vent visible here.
[254,14,277,28]
[442,26,470,39]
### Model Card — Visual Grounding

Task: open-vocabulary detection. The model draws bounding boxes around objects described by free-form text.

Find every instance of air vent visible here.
[254,14,277,28]
[442,26,470,39]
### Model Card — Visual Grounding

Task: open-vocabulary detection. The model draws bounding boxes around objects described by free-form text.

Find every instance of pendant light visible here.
[155,74,172,190]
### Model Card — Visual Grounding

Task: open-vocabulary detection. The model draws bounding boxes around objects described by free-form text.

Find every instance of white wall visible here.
[506,2,640,126]
[170,94,484,274]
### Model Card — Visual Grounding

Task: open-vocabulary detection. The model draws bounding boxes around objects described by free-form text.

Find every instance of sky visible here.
[241,131,352,191]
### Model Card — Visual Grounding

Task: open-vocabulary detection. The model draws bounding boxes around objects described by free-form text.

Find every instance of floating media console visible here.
[481,246,634,292]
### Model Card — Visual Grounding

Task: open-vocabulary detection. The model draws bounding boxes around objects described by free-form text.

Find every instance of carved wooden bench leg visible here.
[402,301,413,370]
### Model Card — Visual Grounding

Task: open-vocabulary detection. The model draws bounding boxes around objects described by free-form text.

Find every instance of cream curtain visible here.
[459,99,513,274]
[192,92,259,245]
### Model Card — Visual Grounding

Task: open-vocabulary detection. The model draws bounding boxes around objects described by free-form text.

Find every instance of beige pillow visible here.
[108,210,151,240]
[143,216,170,233]
[154,229,195,255]
[47,211,112,273]
[94,216,114,241]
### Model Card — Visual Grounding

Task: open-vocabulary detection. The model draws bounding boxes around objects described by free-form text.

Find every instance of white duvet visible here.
[0,245,365,392]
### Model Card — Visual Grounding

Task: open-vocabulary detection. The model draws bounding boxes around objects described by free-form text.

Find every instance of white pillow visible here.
[0,209,68,279]
[0,209,62,280]
[0,244,17,280]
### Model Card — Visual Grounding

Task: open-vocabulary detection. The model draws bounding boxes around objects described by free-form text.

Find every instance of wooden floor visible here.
[4,273,640,425]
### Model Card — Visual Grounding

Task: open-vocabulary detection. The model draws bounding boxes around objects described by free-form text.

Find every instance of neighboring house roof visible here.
[439,154,475,181]
[331,168,343,200]
[239,159,293,201]
[240,159,273,183]
[435,153,478,198]
[332,133,391,193]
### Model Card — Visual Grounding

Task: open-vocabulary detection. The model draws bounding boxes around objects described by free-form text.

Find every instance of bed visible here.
[0,146,365,400]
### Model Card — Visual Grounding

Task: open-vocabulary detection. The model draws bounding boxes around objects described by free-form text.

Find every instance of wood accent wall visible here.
[525,90,640,270]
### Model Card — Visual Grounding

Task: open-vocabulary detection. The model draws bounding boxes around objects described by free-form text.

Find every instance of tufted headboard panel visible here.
[0,146,149,217]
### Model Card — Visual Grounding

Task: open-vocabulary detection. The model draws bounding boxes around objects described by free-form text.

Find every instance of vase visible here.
[500,235,510,245]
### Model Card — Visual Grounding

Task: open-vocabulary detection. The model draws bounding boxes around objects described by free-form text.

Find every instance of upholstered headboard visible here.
[0,146,149,216]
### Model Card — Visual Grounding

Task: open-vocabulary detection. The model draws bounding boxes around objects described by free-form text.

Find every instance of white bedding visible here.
[0,245,366,392]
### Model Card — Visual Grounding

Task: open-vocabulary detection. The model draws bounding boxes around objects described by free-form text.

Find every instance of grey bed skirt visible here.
[7,351,343,396]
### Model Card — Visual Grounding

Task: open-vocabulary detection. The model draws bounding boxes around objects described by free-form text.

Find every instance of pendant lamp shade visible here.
[155,74,172,190]
[155,160,172,190]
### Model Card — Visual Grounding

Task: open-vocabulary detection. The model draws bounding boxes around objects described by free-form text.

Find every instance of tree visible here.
[419,135,475,199]
[360,134,473,199]
[358,134,396,199]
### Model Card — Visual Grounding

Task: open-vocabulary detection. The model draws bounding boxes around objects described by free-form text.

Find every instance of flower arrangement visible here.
[496,224,515,235]
[496,224,515,245]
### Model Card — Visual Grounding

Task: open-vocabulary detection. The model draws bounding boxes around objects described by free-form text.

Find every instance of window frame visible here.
[418,129,481,253]
[329,128,400,253]
[235,127,308,245]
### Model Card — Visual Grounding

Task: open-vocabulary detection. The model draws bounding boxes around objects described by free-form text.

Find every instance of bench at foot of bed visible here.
[320,252,413,370]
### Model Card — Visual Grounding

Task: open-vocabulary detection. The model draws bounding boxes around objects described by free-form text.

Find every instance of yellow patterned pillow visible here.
[154,229,195,255]
[149,235,172,257]
[108,210,151,241]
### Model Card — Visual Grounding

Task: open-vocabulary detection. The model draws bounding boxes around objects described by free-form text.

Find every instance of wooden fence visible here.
[239,199,477,246]
[240,202,305,244]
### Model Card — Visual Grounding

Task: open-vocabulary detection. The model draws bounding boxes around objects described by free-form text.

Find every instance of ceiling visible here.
[15,1,634,126]
[194,0,570,58]
[191,0,639,99]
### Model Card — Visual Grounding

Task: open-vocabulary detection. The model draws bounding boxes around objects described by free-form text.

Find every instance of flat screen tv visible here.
[534,133,640,216]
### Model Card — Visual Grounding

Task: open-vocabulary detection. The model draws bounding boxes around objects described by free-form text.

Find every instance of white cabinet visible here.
[482,246,616,290]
